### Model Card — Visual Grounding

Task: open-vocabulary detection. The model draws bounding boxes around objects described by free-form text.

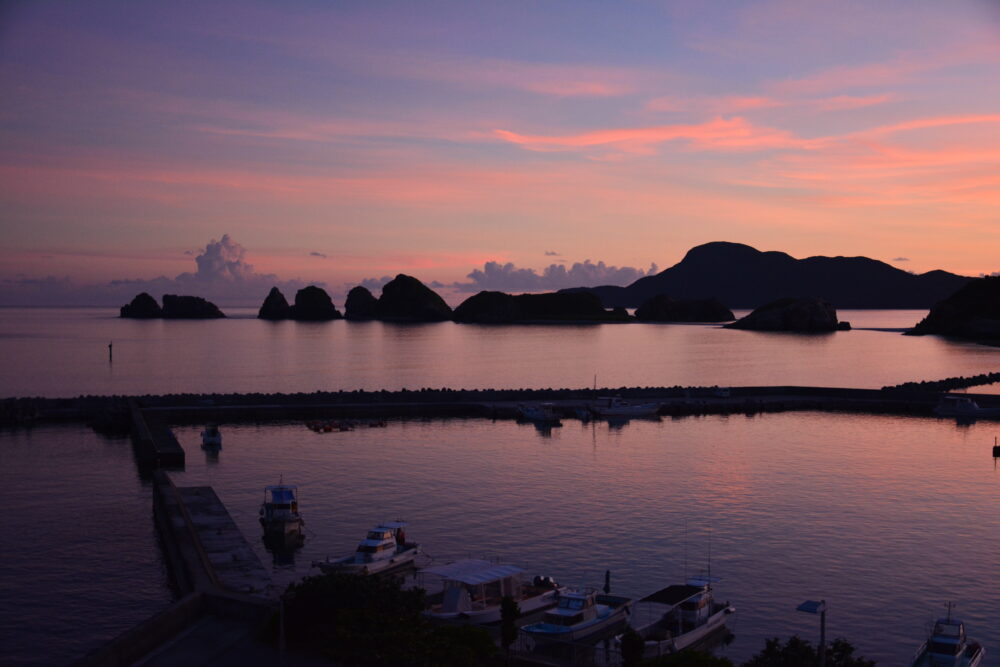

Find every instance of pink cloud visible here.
[495,117,812,155]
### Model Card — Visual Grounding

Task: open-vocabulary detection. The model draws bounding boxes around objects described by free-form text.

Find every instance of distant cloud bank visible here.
[1,235,312,307]
[451,259,659,293]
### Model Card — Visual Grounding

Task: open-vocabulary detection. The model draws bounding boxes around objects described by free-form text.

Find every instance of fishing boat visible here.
[200,424,221,447]
[259,483,304,543]
[313,521,419,575]
[517,403,563,425]
[618,578,735,657]
[421,559,560,624]
[590,397,660,418]
[910,608,985,667]
[522,588,633,643]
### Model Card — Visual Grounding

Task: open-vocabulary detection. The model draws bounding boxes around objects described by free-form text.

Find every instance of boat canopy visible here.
[265,486,297,503]
[423,559,524,585]
[641,584,704,606]
[378,521,408,530]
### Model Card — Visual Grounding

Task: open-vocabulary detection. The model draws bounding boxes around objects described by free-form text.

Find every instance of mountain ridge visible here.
[560,241,971,308]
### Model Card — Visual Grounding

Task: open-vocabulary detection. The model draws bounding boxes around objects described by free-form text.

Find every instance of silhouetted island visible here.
[258,287,291,320]
[288,285,342,320]
[120,292,162,318]
[344,286,379,320]
[909,276,1000,341]
[634,295,734,322]
[375,274,453,322]
[453,290,628,323]
[563,241,971,308]
[725,296,849,332]
[120,293,225,318]
[161,295,226,319]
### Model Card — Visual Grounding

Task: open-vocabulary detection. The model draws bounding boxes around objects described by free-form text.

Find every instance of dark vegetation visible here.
[909,275,1000,341]
[634,295,734,322]
[741,636,875,667]
[120,292,225,318]
[453,290,627,323]
[268,573,496,666]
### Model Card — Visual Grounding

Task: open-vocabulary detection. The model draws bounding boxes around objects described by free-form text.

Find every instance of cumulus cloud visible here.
[452,259,659,293]
[359,275,394,291]
[0,235,315,307]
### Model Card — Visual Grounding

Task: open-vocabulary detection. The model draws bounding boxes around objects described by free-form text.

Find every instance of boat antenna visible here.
[707,525,712,582]
[946,601,954,622]
[683,519,688,579]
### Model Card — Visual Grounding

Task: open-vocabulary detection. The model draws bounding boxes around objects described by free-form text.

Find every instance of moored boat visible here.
[590,397,660,418]
[933,395,1000,419]
[522,588,633,643]
[517,403,563,425]
[618,578,735,657]
[313,521,419,575]
[421,559,560,624]
[910,608,985,667]
[200,424,221,447]
[259,483,304,544]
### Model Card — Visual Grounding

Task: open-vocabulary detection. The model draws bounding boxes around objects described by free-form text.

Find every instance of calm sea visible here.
[2,308,1000,665]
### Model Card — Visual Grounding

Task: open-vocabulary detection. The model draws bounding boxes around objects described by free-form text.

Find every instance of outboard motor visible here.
[533,575,558,589]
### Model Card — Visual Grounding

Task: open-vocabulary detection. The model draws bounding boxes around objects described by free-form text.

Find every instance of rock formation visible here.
[725,296,848,332]
[453,290,626,323]
[258,287,291,320]
[289,285,342,321]
[634,295,734,322]
[376,275,453,322]
[161,295,225,319]
[344,286,379,320]
[120,292,162,318]
[909,276,1000,340]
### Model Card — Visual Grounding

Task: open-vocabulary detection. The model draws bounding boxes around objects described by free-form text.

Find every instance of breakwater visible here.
[884,371,1000,392]
[6,383,1000,428]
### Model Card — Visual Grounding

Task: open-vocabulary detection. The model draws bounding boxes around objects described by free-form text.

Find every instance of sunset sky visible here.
[2,1,999,304]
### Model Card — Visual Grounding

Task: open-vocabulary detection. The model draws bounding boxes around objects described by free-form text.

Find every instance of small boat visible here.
[933,395,1000,419]
[522,588,633,643]
[517,403,563,425]
[421,559,561,624]
[590,397,660,418]
[910,608,985,666]
[259,483,304,543]
[313,521,419,575]
[200,424,221,447]
[618,578,735,657]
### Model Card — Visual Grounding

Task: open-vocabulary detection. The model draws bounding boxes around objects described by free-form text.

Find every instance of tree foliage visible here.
[271,572,497,666]
[742,636,876,667]
[645,650,735,666]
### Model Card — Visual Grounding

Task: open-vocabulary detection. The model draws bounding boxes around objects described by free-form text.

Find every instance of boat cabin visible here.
[354,521,408,563]
[927,618,966,658]
[638,582,715,635]
[544,590,599,626]
[422,560,525,613]
[261,484,300,522]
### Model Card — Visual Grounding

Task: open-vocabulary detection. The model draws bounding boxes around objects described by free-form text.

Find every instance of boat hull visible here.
[523,597,633,644]
[425,589,559,624]
[636,604,734,658]
[314,545,419,576]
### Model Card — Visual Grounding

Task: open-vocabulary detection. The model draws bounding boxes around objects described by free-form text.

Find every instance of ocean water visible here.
[2,308,999,398]
[3,308,1000,665]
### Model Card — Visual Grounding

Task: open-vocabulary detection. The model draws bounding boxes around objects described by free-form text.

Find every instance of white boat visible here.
[259,483,304,543]
[618,578,735,658]
[313,521,419,575]
[200,424,221,447]
[933,395,1000,419]
[910,610,985,667]
[522,588,633,643]
[517,403,562,425]
[590,397,660,418]
[421,559,560,624]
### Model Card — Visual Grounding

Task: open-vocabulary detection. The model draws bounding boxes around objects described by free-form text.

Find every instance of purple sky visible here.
[2,1,999,305]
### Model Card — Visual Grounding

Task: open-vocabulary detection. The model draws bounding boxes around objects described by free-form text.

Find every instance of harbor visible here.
[28,384,992,664]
